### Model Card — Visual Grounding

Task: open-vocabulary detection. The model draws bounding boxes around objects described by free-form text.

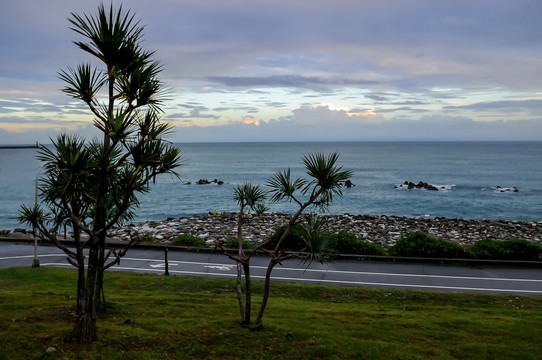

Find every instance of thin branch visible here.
[103,234,140,270]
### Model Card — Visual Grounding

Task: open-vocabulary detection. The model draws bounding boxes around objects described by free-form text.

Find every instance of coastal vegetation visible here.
[173,234,208,248]
[1,267,541,359]
[389,232,542,261]
[18,4,181,343]
[218,152,354,330]
[188,228,542,262]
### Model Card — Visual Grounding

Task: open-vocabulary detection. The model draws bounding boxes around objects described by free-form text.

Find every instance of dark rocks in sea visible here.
[396,181,441,191]
[495,186,519,193]
[107,213,542,249]
[343,180,355,188]
[195,179,224,185]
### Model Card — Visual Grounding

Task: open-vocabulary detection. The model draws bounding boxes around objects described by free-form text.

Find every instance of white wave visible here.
[433,184,455,191]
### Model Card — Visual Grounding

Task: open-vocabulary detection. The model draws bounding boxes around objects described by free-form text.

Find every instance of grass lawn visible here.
[0,267,541,359]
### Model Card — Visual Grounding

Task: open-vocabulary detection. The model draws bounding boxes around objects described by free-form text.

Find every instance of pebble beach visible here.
[108,213,542,249]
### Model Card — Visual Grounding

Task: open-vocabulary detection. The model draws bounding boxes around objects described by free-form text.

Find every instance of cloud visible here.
[0,122,100,144]
[206,75,377,90]
[170,104,542,142]
[444,99,542,113]
[242,116,260,126]
[2,1,542,143]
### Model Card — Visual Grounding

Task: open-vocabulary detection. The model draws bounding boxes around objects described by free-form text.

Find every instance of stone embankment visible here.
[108,213,542,248]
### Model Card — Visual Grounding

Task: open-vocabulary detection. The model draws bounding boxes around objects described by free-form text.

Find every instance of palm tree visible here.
[251,152,353,329]
[19,4,181,343]
[220,183,266,325]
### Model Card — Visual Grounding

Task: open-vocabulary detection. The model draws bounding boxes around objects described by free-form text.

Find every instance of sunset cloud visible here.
[242,116,260,126]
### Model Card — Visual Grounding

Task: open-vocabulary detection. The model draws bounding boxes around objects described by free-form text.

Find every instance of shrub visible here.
[467,238,542,261]
[173,235,208,247]
[254,203,270,216]
[264,224,307,251]
[224,237,255,249]
[327,231,387,255]
[136,232,155,243]
[388,232,465,258]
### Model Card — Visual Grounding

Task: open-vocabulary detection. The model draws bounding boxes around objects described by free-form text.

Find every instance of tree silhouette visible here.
[19,4,181,343]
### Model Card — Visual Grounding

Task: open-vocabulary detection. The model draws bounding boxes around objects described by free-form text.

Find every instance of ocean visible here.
[1,141,541,230]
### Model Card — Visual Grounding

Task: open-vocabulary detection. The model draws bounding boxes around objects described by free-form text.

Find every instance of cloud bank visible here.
[1,0,541,143]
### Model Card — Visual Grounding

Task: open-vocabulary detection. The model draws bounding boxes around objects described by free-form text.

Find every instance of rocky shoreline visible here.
[108,213,542,249]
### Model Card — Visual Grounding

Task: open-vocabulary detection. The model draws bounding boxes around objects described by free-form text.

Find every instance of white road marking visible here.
[24,255,542,283]
[120,257,542,283]
[149,262,180,268]
[37,263,542,295]
[204,265,234,271]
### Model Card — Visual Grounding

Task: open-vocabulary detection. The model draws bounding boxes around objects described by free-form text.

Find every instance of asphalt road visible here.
[2,242,542,296]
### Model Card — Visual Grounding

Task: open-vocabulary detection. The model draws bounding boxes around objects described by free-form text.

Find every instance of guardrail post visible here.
[165,248,169,276]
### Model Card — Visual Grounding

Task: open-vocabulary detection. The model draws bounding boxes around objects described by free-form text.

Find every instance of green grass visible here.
[1,267,541,359]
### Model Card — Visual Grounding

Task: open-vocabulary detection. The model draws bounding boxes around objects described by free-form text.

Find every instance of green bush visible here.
[388,232,465,258]
[327,231,387,255]
[173,234,208,247]
[264,224,307,251]
[136,232,155,243]
[224,237,255,249]
[467,238,542,261]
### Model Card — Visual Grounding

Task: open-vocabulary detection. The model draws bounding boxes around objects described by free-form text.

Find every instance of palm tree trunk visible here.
[253,258,277,330]
[74,233,85,313]
[253,206,307,329]
[96,246,106,313]
[71,241,99,343]
[236,208,245,323]
[71,203,85,313]
[243,262,252,325]
[94,67,113,314]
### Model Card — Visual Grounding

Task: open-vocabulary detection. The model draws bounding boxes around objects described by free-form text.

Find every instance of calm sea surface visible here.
[1,142,541,230]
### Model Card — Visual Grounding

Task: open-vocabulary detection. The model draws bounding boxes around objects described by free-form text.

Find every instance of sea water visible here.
[1,142,541,230]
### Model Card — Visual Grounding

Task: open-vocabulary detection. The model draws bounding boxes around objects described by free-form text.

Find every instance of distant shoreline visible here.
[0,143,39,149]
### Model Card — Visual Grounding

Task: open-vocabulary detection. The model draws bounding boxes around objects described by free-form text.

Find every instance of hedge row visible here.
[389,232,542,261]
[171,228,542,261]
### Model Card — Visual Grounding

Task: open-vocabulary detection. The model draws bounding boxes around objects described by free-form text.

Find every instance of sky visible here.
[1,0,542,143]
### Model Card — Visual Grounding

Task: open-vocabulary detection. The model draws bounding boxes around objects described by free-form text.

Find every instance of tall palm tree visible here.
[20,4,181,343]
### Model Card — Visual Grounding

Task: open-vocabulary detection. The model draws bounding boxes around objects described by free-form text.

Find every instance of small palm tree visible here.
[227,183,266,325]
[252,151,353,329]
[302,213,336,265]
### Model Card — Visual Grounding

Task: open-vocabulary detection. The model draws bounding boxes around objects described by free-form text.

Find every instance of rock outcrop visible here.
[395,181,442,191]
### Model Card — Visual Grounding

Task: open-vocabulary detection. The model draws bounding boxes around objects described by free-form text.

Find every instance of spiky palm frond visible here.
[92,108,137,143]
[136,111,175,141]
[68,3,144,71]
[266,169,307,203]
[302,152,354,202]
[234,183,267,209]
[115,60,167,112]
[254,202,270,216]
[302,213,336,265]
[37,134,95,204]
[59,64,105,105]
[18,204,48,228]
